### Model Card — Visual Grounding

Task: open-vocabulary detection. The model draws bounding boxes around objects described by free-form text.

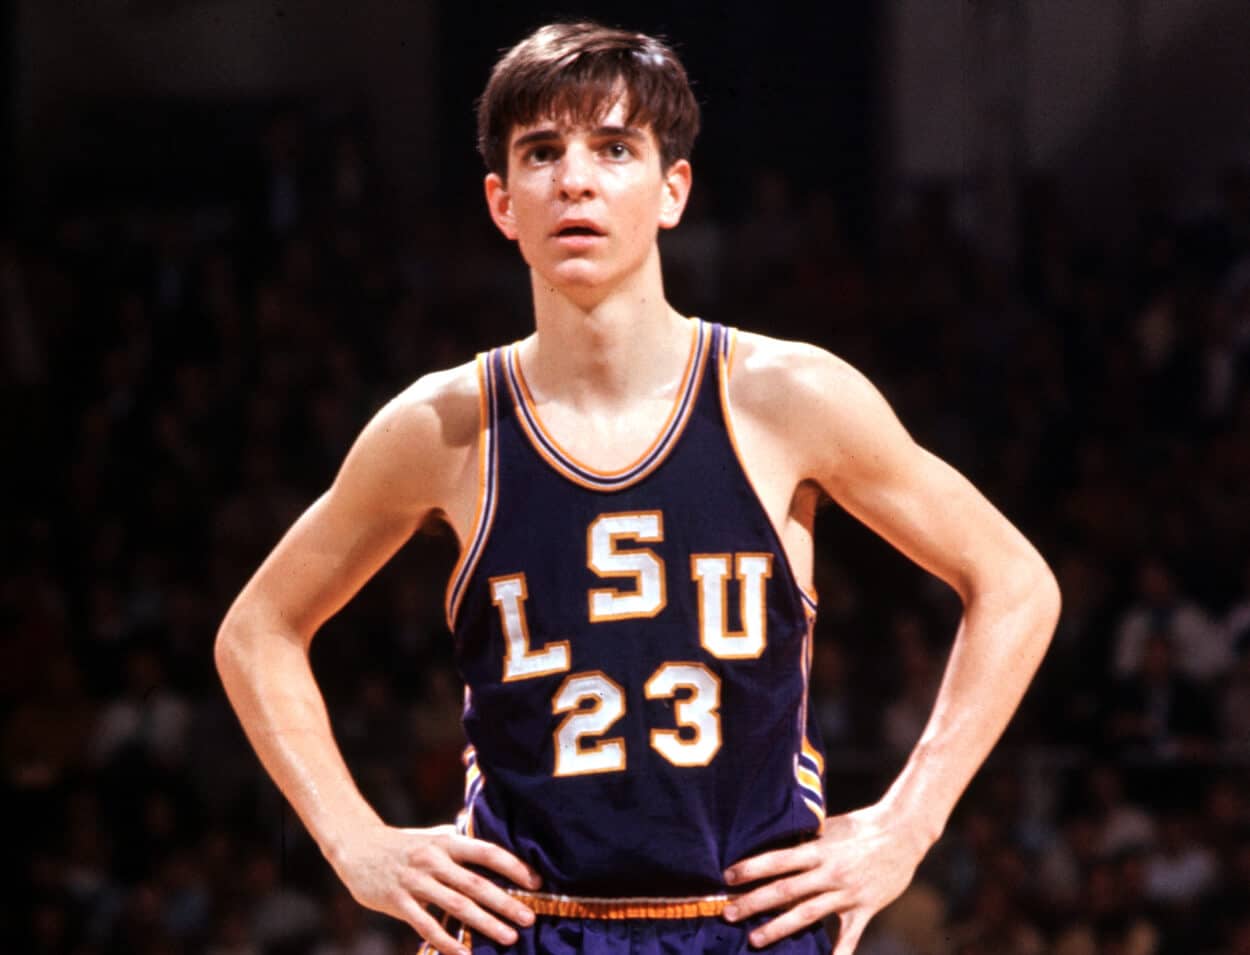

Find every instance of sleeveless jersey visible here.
[444,320,826,897]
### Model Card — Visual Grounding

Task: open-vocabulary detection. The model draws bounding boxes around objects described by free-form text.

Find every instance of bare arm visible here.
[804,347,1060,844]
[214,366,538,954]
[214,384,439,849]
[722,338,1060,952]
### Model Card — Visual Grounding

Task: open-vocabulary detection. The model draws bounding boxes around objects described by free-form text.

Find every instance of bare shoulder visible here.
[728,330,896,472]
[382,358,481,452]
[336,357,483,519]
[730,329,877,405]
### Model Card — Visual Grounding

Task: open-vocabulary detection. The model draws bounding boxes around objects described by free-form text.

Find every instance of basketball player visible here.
[215,22,1060,955]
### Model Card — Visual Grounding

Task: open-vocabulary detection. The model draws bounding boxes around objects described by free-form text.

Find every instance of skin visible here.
[215,95,1060,955]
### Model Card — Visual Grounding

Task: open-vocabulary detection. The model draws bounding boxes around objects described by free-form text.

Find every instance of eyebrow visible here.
[511,125,648,152]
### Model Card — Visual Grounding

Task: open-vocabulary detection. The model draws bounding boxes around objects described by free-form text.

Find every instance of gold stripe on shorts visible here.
[508,890,732,920]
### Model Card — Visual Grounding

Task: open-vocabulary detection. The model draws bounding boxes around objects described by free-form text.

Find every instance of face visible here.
[484,98,691,296]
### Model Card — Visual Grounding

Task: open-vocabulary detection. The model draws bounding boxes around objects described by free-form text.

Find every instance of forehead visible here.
[507,97,653,145]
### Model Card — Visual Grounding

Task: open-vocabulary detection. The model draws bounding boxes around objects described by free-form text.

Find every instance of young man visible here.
[215,22,1060,955]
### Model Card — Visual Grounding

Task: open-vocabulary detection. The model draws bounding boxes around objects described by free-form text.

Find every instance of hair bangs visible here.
[477,22,700,178]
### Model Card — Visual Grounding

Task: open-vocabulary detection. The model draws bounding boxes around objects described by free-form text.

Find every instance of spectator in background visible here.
[241,848,321,951]
[1083,766,1157,857]
[88,646,191,771]
[1144,811,1219,918]
[1106,630,1218,759]
[311,889,395,955]
[205,905,262,955]
[1225,555,1250,656]
[1036,547,1116,743]
[944,877,1044,955]
[1203,831,1250,953]
[856,883,948,955]
[1113,556,1229,685]
[155,848,212,946]
[1221,641,1250,754]
[247,111,311,260]
[1035,810,1102,919]
[1073,856,1159,955]
[56,787,122,945]
[2,649,95,791]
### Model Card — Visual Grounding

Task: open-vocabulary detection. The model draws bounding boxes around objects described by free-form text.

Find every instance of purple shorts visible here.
[422,891,833,954]
[467,909,831,954]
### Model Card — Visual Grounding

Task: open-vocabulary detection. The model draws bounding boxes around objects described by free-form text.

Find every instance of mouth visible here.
[553,223,606,238]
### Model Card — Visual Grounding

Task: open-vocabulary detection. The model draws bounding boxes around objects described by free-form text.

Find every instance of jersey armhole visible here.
[716,329,819,612]
[444,351,500,631]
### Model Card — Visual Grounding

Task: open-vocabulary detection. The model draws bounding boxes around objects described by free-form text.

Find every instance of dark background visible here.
[4,1,1250,953]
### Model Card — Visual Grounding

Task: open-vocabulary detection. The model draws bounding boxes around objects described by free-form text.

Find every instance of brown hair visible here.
[476,21,700,179]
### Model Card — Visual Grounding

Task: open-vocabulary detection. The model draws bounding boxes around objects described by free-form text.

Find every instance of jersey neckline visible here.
[502,319,711,492]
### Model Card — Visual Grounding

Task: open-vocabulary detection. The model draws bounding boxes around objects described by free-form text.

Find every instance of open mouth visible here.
[555,225,604,237]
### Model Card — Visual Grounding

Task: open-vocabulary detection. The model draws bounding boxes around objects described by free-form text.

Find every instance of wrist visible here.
[874,789,946,854]
[315,807,385,872]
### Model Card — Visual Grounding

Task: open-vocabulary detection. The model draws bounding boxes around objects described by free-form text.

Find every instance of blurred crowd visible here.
[4,102,1250,954]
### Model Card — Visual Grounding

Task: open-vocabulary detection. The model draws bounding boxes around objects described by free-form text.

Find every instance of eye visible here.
[603,141,634,160]
[525,144,558,164]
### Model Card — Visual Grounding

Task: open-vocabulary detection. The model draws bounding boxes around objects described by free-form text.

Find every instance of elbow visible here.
[965,544,1062,636]
[214,601,261,684]
[214,615,243,683]
[213,601,309,687]
[1034,558,1062,632]
[1013,548,1062,643]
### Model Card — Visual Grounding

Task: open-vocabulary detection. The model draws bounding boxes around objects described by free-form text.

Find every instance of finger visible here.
[419,878,520,947]
[724,869,831,922]
[441,864,537,928]
[450,835,543,889]
[724,843,819,886]
[831,910,868,955]
[395,896,466,955]
[746,892,843,950]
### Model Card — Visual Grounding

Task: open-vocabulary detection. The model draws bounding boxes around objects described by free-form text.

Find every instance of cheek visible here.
[638,203,667,248]
[513,229,542,269]
[618,187,663,242]
[508,197,547,260]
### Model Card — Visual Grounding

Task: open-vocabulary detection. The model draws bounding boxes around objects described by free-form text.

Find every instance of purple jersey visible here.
[444,321,825,897]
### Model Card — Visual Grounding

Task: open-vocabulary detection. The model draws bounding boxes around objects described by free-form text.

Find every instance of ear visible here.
[484,172,517,240]
[657,159,693,230]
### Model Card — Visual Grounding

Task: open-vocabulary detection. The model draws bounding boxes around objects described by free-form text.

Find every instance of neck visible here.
[523,245,690,406]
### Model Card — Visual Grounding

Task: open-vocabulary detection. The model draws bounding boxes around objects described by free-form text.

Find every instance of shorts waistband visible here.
[507,890,732,920]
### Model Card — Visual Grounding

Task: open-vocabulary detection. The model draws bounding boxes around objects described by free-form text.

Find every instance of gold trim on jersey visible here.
[795,596,826,823]
[802,796,825,823]
[802,737,826,777]
[506,890,734,920]
[503,320,709,491]
[457,744,485,838]
[445,352,500,630]
[797,766,823,792]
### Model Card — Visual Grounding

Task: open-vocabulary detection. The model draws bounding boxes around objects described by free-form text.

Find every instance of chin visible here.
[544,261,614,290]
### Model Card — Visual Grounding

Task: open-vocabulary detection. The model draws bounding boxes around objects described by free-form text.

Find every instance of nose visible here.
[555,144,596,200]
